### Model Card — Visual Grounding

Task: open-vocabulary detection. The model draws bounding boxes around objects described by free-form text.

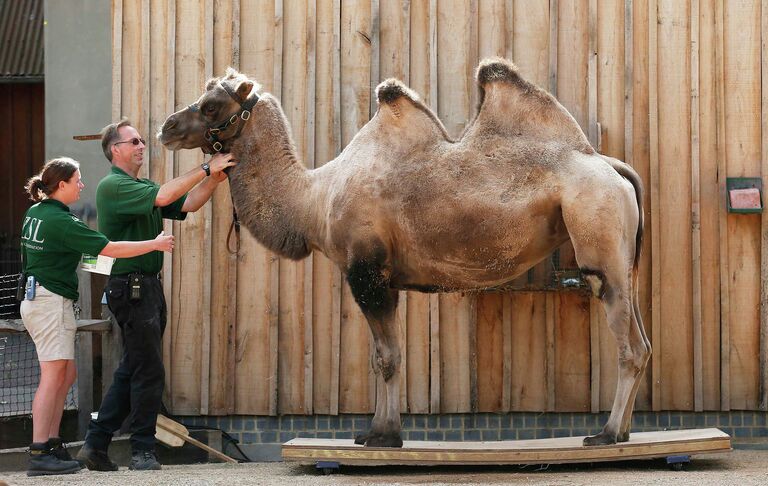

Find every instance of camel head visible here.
[158,67,260,154]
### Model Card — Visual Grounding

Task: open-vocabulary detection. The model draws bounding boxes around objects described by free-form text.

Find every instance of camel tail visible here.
[607,159,644,269]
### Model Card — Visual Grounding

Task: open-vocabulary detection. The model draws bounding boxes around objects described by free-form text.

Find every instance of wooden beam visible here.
[546,293,556,412]
[501,294,512,411]
[0,319,111,333]
[624,0,634,167]
[590,298,601,413]
[715,0,730,411]
[429,294,440,413]
[691,0,704,412]
[588,0,598,147]
[111,0,122,121]
[549,0,558,96]
[648,0,661,411]
[761,0,768,411]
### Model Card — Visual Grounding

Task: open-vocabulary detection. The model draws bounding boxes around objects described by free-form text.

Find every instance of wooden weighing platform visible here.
[283,428,731,471]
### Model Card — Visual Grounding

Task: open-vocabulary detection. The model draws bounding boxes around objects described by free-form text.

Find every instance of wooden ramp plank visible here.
[283,429,731,466]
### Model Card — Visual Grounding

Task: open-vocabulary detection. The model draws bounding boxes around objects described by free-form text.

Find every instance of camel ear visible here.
[236,80,254,100]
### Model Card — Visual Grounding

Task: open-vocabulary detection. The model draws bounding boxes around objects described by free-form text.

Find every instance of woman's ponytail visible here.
[23,157,80,203]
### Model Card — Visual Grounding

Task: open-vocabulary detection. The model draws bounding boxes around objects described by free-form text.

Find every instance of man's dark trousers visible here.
[84,274,166,452]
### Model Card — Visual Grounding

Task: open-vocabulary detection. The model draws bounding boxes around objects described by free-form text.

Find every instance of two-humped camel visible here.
[159,58,649,448]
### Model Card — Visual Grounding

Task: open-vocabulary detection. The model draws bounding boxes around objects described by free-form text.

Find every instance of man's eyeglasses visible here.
[113,137,146,146]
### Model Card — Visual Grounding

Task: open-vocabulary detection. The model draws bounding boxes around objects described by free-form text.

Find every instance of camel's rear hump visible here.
[473,58,594,155]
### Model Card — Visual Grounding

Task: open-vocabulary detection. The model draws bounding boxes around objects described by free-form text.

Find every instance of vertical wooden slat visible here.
[554,0,590,414]
[632,0,654,411]
[724,0,761,410]
[313,0,342,415]
[474,0,508,414]
[234,0,279,416]
[698,0,722,411]
[501,294,512,411]
[338,0,374,413]
[208,0,239,416]
[545,293,556,411]
[555,293,591,411]
[428,0,439,414]
[476,294,504,412]
[511,0,549,85]
[478,0,506,58]
[436,0,475,413]
[170,0,211,414]
[596,0,626,412]
[588,0,598,147]
[509,293,547,410]
[648,0,662,411]
[329,0,342,416]
[625,0,634,167]
[112,0,122,122]
[278,0,313,415]
[658,0,693,411]
[715,0,730,412]
[304,0,317,416]
[549,0,559,95]
[270,0,284,418]
[691,0,704,412]
[197,0,214,418]
[378,0,410,411]
[406,1,433,414]
[590,298,600,413]
[152,0,176,410]
[761,0,768,411]
[507,2,551,414]
[429,291,440,413]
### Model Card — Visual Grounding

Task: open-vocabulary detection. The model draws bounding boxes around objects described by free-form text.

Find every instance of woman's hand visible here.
[154,231,175,253]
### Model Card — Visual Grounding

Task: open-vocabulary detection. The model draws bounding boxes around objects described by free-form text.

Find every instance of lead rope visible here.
[226,187,240,254]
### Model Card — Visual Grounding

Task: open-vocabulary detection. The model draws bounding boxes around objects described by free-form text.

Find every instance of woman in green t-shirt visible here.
[20,157,174,477]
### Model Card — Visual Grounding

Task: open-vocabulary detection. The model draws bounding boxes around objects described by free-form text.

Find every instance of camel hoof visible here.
[354,434,368,445]
[617,431,630,443]
[583,431,617,447]
[365,434,403,448]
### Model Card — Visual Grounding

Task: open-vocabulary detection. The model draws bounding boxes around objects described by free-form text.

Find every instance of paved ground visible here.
[2,450,767,485]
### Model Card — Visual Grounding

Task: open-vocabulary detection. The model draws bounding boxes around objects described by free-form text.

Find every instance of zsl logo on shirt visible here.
[22,217,45,250]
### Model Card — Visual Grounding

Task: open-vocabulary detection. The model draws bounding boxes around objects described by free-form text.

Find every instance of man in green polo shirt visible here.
[77,119,236,472]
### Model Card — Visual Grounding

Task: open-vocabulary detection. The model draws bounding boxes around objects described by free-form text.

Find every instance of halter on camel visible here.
[187,82,259,254]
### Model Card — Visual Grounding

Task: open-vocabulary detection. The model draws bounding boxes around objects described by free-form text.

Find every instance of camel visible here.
[158,58,649,448]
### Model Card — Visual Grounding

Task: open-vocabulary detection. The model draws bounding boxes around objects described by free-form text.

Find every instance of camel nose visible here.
[163,115,178,131]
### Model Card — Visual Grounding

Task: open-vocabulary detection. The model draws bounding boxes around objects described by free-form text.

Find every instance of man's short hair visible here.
[101,119,133,162]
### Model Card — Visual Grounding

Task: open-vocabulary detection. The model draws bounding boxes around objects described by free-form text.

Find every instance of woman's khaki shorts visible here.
[20,285,77,361]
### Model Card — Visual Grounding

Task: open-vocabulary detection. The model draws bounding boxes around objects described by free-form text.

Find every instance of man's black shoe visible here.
[27,443,80,477]
[129,449,162,470]
[76,443,119,471]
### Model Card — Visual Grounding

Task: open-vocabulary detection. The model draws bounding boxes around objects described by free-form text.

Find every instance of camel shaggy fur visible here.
[159,58,649,448]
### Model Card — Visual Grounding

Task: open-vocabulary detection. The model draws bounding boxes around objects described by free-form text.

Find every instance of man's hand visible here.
[208,153,237,181]
[154,231,175,253]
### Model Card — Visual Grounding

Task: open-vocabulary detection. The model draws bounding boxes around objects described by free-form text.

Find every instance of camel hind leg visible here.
[617,285,651,442]
[564,190,649,446]
[346,249,403,448]
[580,264,649,446]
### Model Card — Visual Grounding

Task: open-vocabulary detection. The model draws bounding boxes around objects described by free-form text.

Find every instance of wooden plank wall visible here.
[112,0,767,415]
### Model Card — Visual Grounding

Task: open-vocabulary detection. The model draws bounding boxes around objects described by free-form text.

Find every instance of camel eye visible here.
[203,103,218,115]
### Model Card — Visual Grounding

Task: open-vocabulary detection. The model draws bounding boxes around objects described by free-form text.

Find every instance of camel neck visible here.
[227,95,318,259]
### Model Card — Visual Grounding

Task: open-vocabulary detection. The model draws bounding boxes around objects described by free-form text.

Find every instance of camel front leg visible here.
[367,309,403,447]
[346,255,403,448]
